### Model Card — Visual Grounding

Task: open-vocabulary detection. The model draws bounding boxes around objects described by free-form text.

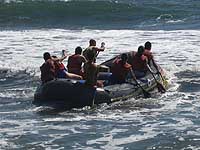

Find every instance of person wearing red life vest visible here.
[131,45,149,78]
[40,52,56,84]
[52,55,82,80]
[110,53,136,84]
[40,52,68,84]
[67,46,86,76]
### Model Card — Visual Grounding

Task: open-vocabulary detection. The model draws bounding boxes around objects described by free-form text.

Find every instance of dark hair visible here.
[87,50,95,61]
[137,46,145,55]
[89,39,96,46]
[43,52,51,61]
[121,53,128,63]
[144,41,151,50]
[75,46,82,55]
[51,55,57,58]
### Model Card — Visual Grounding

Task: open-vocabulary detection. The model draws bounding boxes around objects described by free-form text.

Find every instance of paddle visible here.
[156,69,168,88]
[147,64,166,93]
[130,69,151,98]
[151,59,168,87]
[91,88,97,107]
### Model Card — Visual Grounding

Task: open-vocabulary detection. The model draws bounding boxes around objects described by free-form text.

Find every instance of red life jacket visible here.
[54,62,66,77]
[131,53,148,72]
[111,59,132,81]
[59,63,65,70]
[40,59,55,84]
[67,54,83,75]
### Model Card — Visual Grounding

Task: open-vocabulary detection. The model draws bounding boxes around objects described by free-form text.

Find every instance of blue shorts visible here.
[57,70,67,78]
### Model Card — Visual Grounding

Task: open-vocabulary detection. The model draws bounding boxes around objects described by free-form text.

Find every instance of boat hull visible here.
[33,79,111,108]
[33,52,168,109]
[33,72,160,109]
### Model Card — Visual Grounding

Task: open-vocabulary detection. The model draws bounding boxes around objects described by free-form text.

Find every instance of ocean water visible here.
[1,0,200,149]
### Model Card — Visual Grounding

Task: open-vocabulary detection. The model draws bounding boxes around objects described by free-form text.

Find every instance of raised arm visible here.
[94,42,105,52]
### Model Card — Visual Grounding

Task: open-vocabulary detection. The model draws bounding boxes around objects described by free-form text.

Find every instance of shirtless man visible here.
[83,39,105,62]
[144,41,159,70]
[83,49,103,87]
[131,46,149,78]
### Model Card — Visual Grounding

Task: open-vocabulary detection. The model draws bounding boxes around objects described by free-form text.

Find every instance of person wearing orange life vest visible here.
[110,53,136,84]
[40,52,56,84]
[40,52,68,84]
[131,45,149,78]
[52,54,82,80]
[52,55,67,78]
[67,46,86,76]
[143,41,159,70]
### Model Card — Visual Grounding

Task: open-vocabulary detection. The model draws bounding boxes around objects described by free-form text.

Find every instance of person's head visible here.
[43,52,51,61]
[137,46,145,56]
[144,41,151,50]
[121,53,128,64]
[89,39,96,46]
[87,50,95,62]
[75,46,82,55]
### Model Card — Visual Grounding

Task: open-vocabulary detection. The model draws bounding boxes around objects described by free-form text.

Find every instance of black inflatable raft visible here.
[33,52,167,109]
[33,72,164,109]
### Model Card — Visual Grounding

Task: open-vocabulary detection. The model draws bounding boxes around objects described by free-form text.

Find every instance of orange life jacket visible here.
[67,54,83,75]
[54,61,66,78]
[40,59,55,84]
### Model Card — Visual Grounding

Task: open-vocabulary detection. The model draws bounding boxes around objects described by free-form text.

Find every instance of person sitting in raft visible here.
[131,45,149,78]
[67,46,86,76]
[83,39,105,62]
[52,54,82,80]
[40,52,67,84]
[144,41,159,70]
[110,53,137,84]
[82,49,103,87]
